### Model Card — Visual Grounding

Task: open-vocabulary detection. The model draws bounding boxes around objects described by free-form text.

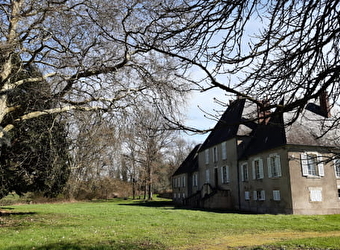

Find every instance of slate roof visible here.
[240,100,340,158]
[172,144,201,176]
[199,98,254,151]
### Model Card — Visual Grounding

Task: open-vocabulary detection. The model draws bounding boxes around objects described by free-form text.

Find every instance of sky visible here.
[181,87,231,144]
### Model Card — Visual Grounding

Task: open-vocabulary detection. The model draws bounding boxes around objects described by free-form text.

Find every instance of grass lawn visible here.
[1,198,340,249]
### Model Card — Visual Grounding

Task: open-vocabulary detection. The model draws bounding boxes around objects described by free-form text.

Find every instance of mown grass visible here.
[1,198,340,249]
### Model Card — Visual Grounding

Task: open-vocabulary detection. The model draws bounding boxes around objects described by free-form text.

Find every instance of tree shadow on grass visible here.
[4,241,165,250]
[120,200,259,214]
[119,200,175,208]
[0,210,36,216]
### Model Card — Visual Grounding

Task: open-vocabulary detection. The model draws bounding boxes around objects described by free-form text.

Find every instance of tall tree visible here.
[0,60,70,198]
[123,106,177,200]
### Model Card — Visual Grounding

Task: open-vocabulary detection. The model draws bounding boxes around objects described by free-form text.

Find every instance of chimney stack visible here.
[319,91,331,118]
[257,99,271,124]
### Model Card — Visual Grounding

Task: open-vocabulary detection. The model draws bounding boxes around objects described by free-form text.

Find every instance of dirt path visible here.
[182,231,340,250]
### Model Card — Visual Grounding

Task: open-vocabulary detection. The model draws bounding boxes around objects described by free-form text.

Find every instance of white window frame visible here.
[241,163,248,181]
[301,152,324,177]
[221,165,229,184]
[252,158,264,180]
[267,154,282,178]
[221,142,227,160]
[205,149,210,164]
[309,187,322,202]
[273,190,281,201]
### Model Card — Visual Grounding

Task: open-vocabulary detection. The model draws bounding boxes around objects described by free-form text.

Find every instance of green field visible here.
[1,198,340,249]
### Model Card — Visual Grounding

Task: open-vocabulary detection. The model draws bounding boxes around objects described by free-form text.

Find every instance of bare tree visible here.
[122,106,178,200]
[133,0,340,133]
[0,0,188,140]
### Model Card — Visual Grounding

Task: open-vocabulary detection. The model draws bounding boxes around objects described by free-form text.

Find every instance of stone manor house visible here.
[172,93,340,215]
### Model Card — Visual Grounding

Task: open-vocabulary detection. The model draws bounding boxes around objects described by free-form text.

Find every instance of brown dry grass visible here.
[182,231,340,250]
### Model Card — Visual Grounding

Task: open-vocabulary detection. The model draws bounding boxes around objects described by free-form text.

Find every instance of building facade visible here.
[172,95,340,214]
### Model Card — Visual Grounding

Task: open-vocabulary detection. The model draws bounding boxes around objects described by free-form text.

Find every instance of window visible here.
[205,149,210,164]
[182,176,186,187]
[337,188,340,199]
[258,190,265,200]
[174,193,176,199]
[222,142,227,160]
[205,169,210,183]
[221,165,229,184]
[273,190,281,201]
[241,163,248,181]
[213,147,218,162]
[301,153,324,177]
[335,159,340,178]
[192,173,198,187]
[309,187,322,202]
[253,190,265,200]
[245,191,250,201]
[252,158,264,179]
[267,154,282,178]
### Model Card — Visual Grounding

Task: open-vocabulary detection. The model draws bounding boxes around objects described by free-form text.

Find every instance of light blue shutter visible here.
[276,155,282,177]
[253,190,257,200]
[301,153,309,176]
[259,159,264,179]
[222,142,227,160]
[252,161,256,179]
[240,164,244,181]
[267,157,272,178]
[261,190,266,200]
[318,154,325,177]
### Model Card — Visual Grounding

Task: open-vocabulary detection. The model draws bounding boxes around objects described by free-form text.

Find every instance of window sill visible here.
[305,175,322,179]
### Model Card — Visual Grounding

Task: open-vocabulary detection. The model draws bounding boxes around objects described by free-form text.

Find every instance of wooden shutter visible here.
[300,153,309,176]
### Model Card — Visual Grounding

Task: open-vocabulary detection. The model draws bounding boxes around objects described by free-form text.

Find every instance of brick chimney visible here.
[319,91,331,118]
[257,99,271,124]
